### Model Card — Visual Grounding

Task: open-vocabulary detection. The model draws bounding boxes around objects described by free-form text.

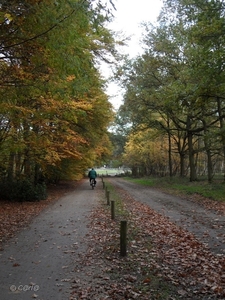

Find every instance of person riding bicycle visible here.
[88,168,97,185]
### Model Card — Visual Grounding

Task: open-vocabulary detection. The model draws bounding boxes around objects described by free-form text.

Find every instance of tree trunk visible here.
[187,115,197,181]
[202,119,213,183]
[180,153,185,177]
[206,149,213,183]
[167,118,173,177]
[132,166,137,176]
[7,153,15,181]
[217,96,225,181]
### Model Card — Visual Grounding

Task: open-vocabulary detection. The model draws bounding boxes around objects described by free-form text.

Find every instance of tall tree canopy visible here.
[116,0,225,182]
[0,0,117,200]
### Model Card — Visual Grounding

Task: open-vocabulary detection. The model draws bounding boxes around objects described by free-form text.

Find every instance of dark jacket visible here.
[88,169,97,178]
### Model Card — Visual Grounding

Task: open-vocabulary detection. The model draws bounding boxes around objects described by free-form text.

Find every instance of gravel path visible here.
[0,180,98,300]
[107,177,225,256]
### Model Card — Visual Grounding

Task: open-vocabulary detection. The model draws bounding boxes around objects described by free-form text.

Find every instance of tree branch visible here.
[2,8,77,50]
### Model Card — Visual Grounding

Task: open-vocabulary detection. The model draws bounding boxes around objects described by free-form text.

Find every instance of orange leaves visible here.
[0,181,77,248]
[0,201,48,247]
[122,195,225,298]
[70,182,225,299]
[66,75,76,82]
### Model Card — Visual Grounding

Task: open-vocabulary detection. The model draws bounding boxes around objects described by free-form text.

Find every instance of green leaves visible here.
[0,0,116,190]
[115,0,225,180]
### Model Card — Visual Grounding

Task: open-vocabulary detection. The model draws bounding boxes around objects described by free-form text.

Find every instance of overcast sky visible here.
[105,0,163,109]
[109,0,162,57]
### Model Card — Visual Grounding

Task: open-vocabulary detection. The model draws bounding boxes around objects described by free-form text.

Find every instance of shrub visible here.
[0,179,47,202]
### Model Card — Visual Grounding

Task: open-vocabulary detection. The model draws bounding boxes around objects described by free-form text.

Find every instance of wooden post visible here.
[111,200,115,219]
[120,220,127,256]
[103,181,105,189]
[107,191,110,205]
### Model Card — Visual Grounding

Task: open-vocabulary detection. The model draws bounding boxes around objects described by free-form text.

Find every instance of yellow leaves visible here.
[0,0,116,183]
[123,128,169,167]
[68,100,92,113]
[4,13,13,22]
[44,151,61,165]
[9,65,36,82]
[0,12,12,23]
[66,75,76,82]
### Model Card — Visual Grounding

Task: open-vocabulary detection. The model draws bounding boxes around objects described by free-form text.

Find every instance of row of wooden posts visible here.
[101,177,127,257]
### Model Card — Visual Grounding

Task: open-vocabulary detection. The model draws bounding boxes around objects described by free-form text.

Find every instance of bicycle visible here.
[90,178,96,190]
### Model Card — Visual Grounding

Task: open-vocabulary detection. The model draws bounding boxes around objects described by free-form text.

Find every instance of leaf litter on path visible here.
[0,181,79,249]
[70,186,225,300]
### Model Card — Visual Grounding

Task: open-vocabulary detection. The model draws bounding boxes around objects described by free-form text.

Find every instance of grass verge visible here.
[124,176,225,202]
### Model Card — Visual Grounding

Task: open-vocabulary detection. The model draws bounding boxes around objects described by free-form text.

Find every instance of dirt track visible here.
[107,177,225,256]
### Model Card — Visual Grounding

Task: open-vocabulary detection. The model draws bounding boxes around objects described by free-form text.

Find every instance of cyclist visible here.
[88,168,97,185]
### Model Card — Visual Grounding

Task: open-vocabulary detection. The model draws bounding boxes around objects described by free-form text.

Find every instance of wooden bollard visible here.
[111,200,115,219]
[120,220,127,256]
[106,190,110,205]
[103,181,105,189]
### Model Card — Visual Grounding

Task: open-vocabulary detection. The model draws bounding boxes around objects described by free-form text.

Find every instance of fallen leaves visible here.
[70,195,179,299]
[189,193,225,215]
[13,262,20,267]
[32,293,38,298]
[0,181,78,249]
[123,191,225,298]
[70,185,225,299]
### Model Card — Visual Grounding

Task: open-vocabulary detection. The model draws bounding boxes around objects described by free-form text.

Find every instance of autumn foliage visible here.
[0,0,116,200]
[115,0,225,182]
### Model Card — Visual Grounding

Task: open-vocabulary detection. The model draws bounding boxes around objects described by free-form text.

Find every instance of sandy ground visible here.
[0,180,98,300]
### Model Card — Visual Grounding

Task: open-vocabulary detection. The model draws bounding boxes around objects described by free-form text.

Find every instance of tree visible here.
[0,0,117,200]
[116,0,225,182]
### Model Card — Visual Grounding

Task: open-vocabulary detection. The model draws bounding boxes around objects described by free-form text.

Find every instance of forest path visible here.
[0,179,98,300]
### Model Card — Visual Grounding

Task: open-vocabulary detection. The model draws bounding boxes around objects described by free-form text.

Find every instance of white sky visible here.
[104,0,163,110]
